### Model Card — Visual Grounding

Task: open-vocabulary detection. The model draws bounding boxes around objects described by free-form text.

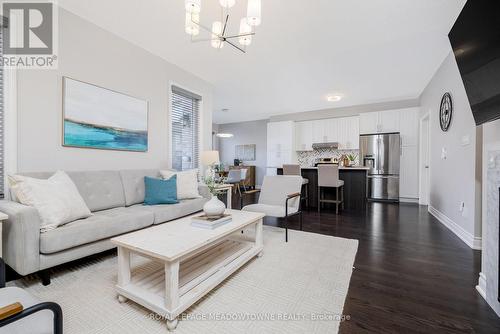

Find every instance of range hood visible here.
[312,142,339,150]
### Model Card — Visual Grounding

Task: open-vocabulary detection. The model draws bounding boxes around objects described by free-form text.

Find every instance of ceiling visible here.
[58,0,466,124]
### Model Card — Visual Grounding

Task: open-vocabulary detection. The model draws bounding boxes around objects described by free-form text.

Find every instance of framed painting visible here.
[63,77,148,152]
[235,144,256,161]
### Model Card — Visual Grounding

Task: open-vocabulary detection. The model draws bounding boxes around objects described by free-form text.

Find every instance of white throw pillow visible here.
[9,171,92,232]
[160,169,201,200]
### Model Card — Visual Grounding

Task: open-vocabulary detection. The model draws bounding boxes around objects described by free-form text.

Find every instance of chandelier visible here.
[184,0,262,53]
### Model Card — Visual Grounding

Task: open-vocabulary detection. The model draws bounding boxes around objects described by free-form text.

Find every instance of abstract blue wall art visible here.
[63,77,148,152]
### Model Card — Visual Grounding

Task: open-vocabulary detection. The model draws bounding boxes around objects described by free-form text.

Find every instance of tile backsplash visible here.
[297,148,360,167]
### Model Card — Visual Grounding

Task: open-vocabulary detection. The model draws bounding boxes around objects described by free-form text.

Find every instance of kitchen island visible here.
[276,166,369,210]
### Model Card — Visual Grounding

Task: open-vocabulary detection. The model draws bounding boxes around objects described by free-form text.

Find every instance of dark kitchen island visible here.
[276,166,368,210]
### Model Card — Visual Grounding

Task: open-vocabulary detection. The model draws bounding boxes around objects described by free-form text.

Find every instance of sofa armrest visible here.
[0,201,41,275]
[198,184,211,200]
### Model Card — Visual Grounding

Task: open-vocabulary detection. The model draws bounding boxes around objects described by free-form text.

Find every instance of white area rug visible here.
[10,226,358,334]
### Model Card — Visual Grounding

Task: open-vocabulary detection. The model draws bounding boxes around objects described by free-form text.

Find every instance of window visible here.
[171,86,201,171]
[0,19,4,198]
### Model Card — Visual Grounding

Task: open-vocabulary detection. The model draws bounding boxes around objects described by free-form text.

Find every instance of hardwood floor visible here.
[237,192,500,333]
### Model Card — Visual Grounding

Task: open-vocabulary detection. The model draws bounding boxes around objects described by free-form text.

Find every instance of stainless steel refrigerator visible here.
[360,133,400,202]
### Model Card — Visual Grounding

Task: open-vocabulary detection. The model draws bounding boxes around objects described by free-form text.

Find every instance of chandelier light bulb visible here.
[211,21,224,49]
[185,12,200,36]
[219,0,236,9]
[246,0,261,26]
[238,18,252,46]
[185,0,201,14]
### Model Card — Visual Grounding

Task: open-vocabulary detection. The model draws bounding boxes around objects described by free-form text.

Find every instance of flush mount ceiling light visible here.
[184,0,261,53]
[327,94,343,102]
[216,133,234,138]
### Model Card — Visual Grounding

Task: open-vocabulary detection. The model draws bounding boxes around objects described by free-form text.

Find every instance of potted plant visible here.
[347,153,357,166]
[202,175,226,217]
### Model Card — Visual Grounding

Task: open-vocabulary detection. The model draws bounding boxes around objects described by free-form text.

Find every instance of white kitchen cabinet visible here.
[360,110,400,134]
[379,110,400,133]
[400,145,419,199]
[267,121,296,167]
[324,118,339,142]
[359,112,379,134]
[346,116,360,149]
[295,121,313,151]
[312,120,326,144]
[399,108,419,146]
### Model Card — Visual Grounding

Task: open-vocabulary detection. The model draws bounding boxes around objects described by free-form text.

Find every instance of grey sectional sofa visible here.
[0,169,209,285]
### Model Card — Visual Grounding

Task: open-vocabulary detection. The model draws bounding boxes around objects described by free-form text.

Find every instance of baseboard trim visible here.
[476,272,487,300]
[399,197,419,204]
[428,206,482,250]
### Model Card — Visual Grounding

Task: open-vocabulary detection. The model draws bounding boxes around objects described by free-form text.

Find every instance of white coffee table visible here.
[111,209,265,331]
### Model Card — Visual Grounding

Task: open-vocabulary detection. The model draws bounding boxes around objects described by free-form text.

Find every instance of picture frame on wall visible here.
[62,77,149,152]
[235,144,256,161]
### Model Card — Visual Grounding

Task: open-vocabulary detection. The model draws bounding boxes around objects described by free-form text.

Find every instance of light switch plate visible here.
[441,147,447,160]
[461,135,471,146]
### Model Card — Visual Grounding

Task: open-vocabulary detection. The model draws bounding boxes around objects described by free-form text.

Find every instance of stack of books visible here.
[191,214,232,229]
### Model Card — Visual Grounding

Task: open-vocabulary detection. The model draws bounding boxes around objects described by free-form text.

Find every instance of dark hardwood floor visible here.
[236,192,500,334]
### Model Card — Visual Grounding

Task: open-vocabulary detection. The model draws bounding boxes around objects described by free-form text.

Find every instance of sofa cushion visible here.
[120,169,160,206]
[131,197,207,224]
[144,176,178,205]
[9,171,92,232]
[19,171,126,212]
[40,207,154,254]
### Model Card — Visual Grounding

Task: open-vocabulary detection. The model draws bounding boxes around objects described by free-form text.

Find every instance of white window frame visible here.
[168,81,204,171]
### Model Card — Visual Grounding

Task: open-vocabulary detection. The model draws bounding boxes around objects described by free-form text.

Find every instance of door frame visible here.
[419,112,430,205]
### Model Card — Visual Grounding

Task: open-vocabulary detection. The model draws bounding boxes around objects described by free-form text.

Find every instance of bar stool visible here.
[317,165,344,215]
[283,164,309,208]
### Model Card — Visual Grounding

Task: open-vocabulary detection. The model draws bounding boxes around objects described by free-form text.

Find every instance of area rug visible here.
[9,226,358,334]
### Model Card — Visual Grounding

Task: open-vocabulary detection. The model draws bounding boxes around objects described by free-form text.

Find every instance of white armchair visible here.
[242,176,303,242]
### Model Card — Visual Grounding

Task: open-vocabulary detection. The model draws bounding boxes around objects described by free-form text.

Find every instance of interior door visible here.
[419,116,430,205]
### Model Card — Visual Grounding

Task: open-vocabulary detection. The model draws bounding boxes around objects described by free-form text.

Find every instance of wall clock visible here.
[439,92,453,132]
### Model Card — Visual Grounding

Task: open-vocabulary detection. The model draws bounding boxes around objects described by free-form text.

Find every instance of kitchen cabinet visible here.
[294,116,359,151]
[338,116,359,149]
[399,108,419,146]
[295,121,313,151]
[360,110,400,134]
[400,146,419,199]
[379,110,400,133]
[267,121,296,167]
[359,112,379,134]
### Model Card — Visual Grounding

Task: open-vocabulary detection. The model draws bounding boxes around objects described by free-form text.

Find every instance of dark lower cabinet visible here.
[277,168,367,210]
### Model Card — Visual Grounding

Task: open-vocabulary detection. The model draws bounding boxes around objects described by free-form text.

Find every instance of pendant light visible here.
[238,18,252,46]
[246,0,261,26]
[211,21,224,49]
[185,12,200,36]
[185,0,201,14]
[219,0,235,9]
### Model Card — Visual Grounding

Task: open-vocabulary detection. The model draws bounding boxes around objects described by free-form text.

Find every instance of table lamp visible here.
[201,150,220,178]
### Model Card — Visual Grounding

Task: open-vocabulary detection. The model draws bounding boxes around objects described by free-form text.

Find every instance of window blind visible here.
[0,20,4,199]
[171,86,201,171]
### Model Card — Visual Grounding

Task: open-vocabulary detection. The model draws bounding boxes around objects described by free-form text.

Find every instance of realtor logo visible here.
[1,1,58,69]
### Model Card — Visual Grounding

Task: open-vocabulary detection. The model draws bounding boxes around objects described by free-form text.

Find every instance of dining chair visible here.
[282,164,309,208]
[242,175,303,242]
[239,169,248,191]
[317,165,344,215]
[226,169,242,196]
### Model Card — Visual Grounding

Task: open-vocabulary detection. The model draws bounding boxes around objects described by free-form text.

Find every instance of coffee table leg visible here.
[117,246,131,303]
[255,218,263,257]
[165,260,180,331]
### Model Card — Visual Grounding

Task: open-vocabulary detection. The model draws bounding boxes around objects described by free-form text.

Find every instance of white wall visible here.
[15,8,213,173]
[217,120,268,186]
[419,51,481,248]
